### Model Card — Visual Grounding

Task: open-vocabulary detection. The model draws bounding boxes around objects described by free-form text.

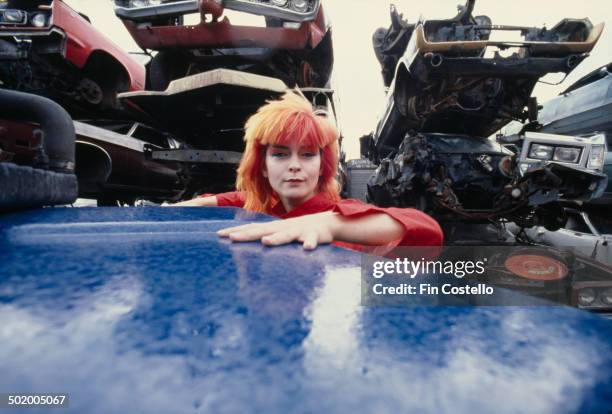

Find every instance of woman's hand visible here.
[219,211,407,250]
[217,211,339,250]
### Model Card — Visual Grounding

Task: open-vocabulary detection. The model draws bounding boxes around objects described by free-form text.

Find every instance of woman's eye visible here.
[271,152,288,158]
[301,152,317,158]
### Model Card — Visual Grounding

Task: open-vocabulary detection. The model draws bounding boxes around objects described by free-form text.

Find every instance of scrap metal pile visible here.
[0,0,608,226]
[0,0,336,206]
[364,0,608,235]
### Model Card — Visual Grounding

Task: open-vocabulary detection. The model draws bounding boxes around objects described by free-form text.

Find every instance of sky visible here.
[68,0,611,159]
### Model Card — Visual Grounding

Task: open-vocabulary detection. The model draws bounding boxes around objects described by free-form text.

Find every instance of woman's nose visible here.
[288,154,301,171]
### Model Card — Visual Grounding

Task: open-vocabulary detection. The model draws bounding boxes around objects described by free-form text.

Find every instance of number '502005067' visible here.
[6,394,67,406]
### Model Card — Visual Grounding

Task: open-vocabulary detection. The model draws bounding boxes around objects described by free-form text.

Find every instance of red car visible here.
[113,0,333,90]
[0,0,145,115]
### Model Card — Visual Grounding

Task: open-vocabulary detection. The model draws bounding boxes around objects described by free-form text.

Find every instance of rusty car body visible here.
[0,114,181,205]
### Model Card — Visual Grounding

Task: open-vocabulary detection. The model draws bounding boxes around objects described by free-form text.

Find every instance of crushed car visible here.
[2,206,612,411]
[0,0,145,116]
[360,0,606,240]
[531,62,612,205]
[113,0,333,90]
[0,114,183,206]
[501,63,612,266]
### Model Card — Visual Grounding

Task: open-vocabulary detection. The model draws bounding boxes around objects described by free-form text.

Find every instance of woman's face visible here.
[263,141,322,211]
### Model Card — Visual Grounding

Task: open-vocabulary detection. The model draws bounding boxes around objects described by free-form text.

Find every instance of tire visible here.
[148,51,189,91]
[81,65,127,112]
[0,163,77,210]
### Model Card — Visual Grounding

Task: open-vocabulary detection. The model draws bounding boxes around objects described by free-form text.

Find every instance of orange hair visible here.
[236,90,341,213]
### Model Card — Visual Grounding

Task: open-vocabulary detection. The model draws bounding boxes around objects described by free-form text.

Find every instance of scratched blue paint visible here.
[0,207,611,413]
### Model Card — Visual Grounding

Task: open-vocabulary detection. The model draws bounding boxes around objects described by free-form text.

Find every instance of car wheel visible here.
[79,72,124,112]
[77,77,104,106]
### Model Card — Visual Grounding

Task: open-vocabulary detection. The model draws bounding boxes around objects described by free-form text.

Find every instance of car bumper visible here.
[115,0,320,22]
[0,27,66,56]
[122,19,315,50]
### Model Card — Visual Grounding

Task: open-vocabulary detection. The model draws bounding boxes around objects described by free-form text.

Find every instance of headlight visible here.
[223,0,320,22]
[578,288,596,306]
[587,145,605,170]
[30,12,47,28]
[2,9,26,24]
[601,289,612,306]
[114,0,200,21]
[553,146,581,163]
[128,0,163,7]
[528,144,554,160]
[518,132,607,175]
[574,285,612,310]
[290,0,309,12]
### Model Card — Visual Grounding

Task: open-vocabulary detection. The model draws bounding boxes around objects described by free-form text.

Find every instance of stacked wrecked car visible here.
[349,0,610,310]
[363,0,607,239]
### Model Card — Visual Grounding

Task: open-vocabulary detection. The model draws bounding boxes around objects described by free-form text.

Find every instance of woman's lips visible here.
[284,178,306,187]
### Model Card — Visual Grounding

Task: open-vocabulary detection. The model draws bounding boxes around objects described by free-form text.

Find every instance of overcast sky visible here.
[68,0,611,159]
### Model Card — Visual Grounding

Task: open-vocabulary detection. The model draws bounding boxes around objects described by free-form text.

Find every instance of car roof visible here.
[1,206,611,412]
[562,62,612,94]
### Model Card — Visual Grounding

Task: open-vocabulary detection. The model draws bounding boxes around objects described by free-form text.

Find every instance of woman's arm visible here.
[332,213,406,245]
[166,191,245,208]
[217,211,406,250]
[167,196,218,207]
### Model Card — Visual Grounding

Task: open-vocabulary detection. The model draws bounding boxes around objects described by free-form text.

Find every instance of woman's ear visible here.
[262,164,268,178]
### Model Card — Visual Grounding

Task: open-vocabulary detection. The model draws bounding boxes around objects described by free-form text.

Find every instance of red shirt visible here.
[211,192,443,252]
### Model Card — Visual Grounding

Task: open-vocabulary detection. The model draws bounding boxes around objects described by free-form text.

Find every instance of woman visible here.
[172,91,443,251]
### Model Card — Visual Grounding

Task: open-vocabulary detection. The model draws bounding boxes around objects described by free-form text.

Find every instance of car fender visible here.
[51,0,145,91]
